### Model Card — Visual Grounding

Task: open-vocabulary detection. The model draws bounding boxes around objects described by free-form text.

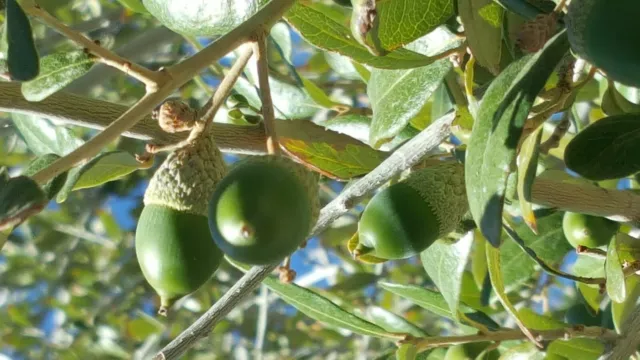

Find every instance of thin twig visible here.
[23,3,166,90]
[198,45,255,131]
[253,32,279,155]
[254,285,269,360]
[153,112,457,360]
[408,326,619,352]
[27,0,297,185]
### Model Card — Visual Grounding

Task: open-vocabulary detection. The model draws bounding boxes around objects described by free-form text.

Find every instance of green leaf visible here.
[564,114,640,181]
[324,52,365,81]
[420,233,474,320]
[366,306,429,338]
[500,212,572,292]
[11,114,84,156]
[465,30,569,247]
[6,0,39,81]
[329,272,378,295]
[471,230,488,289]
[578,282,604,314]
[21,50,95,102]
[228,257,398,339]
[347,231,387,264]
[300,76,348,111]
[280,138,385,180]
[606,235,626,303]
[318,114,419,152]
[612,275,640,332]
[264,278,397,339]
[21,153,68,200]
[234,76,318,119]
[72,151,147,191]
[492,0,543,20]
[601,81,640,116]
[498,342,544,360]
[0,173,47,231]
[572,255,605,279]
[547,338,604,360]
[285,2,439,70]
[116,0,149,14]
[457,0,504,75]
[374,0,454,52]
[486,243,537,342]
[517,308,568,330]
[125,311,165,342]
[516,116,543,234]
[396,343,418,360]
[377,281,499,331]
[368,58,451,147]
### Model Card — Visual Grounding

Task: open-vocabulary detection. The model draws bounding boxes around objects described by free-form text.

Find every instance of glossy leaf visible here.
[612,276,640,332]
[234,76,317,119]
[368,59,451,147]
[21,50,95,102]
[72,151,148,191]
[116,0,149,14]
[318,114,419,152]
[395,343,417,360]
[518,308,567,330]
[11,114,84,156]
[457,0,504,75]
[486,243,536,342]
[517,125,543,233]
[500,212,572,292]
[420,232,474,320]
[565,114,640,181]
[0,173,46,231]
[324,52,363,81]
[285,2,439,70]
[6,0,39,81]
[572,256,605,279]
[499,342,544,360]
[280,138,385,180]
[606,236,626,303]
[374,0,454,52]
[21,153,67,200]
[547,339,604,360]
[377,282,499,331]
[465,30,569,247]
[263,278,397,339]
[366,306,428,338]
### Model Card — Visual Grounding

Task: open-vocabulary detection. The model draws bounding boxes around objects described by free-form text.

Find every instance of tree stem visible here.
[409,326,620,352]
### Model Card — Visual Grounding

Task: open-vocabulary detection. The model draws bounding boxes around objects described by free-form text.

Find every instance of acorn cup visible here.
[135,130,227,316]
[566,0,640,87]
[208,155,320,266]
[354,162,468,260]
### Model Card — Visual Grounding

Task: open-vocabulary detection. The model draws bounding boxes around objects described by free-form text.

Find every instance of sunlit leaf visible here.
[72,151,149,191]
[366,306,428,338]
[420,232,474,320]
[517,126,543,233]
[465,30,569,246]
[458,0,504,75]
[347,231,386,264]
[21,50,95,102]
[281,138,384,180]
[606,235,626,303]
[11,114,84,156]
[395,343,418,360]
[0,173,46,231]
[21,153,68,200]
[612,276,640,332]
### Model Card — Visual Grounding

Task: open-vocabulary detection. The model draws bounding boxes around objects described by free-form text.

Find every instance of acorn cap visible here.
[144,131,227,216]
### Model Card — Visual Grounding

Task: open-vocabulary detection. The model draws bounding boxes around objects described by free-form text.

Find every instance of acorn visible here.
[562,211,619,249]
[355,162,468,260]
[135,130,226,316]
[208,155,319,265]
[566,0,640,87]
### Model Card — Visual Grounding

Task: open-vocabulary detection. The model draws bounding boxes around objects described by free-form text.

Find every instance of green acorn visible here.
[566,0,640,87]
[355,162,468,260]
[208,155,320,265]
[135,131,226,316]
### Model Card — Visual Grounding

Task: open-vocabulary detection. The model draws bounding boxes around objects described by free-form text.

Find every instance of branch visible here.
[23,0,297,185]
[409,326,619,352]
[153,112,458,360]
[253,32,279,155]
[0,82,371,155]
[23,3,165,89]
[600,304,640,360]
